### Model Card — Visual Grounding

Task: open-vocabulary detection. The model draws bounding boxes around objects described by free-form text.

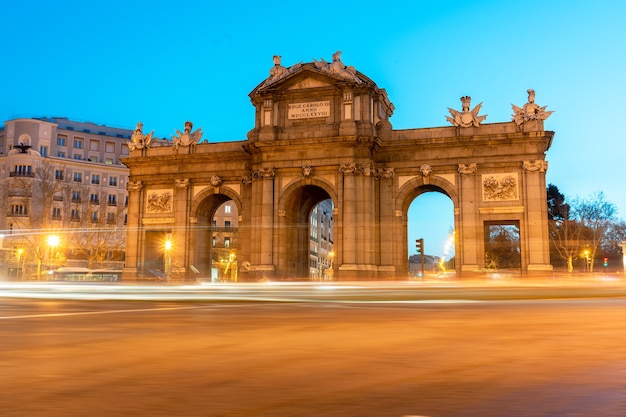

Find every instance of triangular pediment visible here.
[287,77,333,90]
[250,61,375,97]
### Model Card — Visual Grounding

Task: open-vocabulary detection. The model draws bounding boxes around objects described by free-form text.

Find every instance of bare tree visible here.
[67,194,126,269]
[572,191,617,272]
[8,159,73,278]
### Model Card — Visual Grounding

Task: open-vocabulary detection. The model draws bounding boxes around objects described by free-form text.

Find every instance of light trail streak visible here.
[0,305,211,320]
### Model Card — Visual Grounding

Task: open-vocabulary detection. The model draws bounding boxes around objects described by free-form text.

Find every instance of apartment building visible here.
[0,117,133,279]
[309,199,334,280]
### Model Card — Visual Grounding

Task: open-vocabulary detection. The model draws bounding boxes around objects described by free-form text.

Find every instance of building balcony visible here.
[8,213,29,217]
[9,172,34,178]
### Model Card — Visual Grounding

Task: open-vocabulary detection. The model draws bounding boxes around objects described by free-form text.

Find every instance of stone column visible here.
[457,163,480,275]
[339,91,357,135]
[340,163,357,267]
[522,160,553,274]
[258,168,275,273]
[375,168,396,277]
[122,180,143,280]
[173,178,192,280]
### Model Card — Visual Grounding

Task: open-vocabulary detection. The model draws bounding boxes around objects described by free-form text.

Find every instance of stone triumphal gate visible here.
[122,52,554,281]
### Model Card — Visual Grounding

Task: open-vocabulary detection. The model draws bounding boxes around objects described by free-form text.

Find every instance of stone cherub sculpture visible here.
[128,122,154,151]
[172,121,203,149]
[446,96,487,127]
[512,89,553,125]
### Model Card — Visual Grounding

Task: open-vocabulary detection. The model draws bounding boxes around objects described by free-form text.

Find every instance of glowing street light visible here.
[164,239,172,279]
[47,235,60,272]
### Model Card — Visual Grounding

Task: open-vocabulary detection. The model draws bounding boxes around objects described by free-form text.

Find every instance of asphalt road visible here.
[1,284,626,417]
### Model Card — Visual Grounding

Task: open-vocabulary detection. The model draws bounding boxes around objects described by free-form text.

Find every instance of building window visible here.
[109,176,117,187]
[105,142,115,153]
[12,165,33,177]
[224,204,231,214]
[90,193,99,204]
[55,169,64,180]
[74,138,84,149]
[121,144,129,155]
[88,156,98,162]
[107,194,117,206]
[73,172,82,182]
[52,207,62,220]
[90,140,100,151]
[225,221,231,229]
[124,196,128,207]
[70,209,80,222]
[224,237,230,248]
[105,158,114,165]
[57,136,67,147]
[124,214,128,225]
[73,154,82,160]
[11,204,28,216]
[57,151,65,158]
[40,145,48,157]
[91,174,100,185]
[106,212,116,224]
[91,212,99,223]
[71,191,81,203]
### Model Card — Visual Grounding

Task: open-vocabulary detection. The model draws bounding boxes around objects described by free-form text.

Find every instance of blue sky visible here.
[3,1,625,258]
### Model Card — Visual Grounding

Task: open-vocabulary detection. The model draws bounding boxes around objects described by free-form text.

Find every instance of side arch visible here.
[188,186,246,278]
[396,175,458,215]
[394,175,459,276]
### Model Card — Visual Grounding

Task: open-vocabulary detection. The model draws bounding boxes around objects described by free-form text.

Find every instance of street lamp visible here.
[164,239,172,280]
[47,235,60,273]
[583,249,590,273]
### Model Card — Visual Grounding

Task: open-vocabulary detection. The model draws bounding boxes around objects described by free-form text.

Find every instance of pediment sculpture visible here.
[313,51,362,84]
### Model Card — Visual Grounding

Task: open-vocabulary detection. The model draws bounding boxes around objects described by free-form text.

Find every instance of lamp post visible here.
[47,235,59,274]
[164,239,172,281]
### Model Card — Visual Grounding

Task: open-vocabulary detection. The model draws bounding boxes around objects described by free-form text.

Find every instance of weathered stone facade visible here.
[121,53,554,280]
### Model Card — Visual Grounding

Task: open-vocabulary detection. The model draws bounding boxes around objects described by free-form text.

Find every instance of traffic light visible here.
[416,238,424,255]
[603,257,609,267]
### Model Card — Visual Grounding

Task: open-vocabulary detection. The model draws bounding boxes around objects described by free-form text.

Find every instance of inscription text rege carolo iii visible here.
[288,101,330,119]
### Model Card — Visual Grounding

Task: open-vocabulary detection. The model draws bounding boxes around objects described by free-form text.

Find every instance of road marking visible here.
[0,305,210,320]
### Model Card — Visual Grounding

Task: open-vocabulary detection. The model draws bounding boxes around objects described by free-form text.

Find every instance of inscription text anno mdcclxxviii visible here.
[288,101,330,119]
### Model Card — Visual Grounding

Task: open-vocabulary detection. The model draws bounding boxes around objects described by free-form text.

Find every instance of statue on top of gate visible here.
[446,96,487,128]
[511,89,553,125]
[129,122,154,151]
[172,121,203,150]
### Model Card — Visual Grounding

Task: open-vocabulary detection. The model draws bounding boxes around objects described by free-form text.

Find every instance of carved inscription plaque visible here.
[288,101,330,119]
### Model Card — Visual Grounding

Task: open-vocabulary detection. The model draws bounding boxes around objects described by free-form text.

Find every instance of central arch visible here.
[278,182,335,279]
